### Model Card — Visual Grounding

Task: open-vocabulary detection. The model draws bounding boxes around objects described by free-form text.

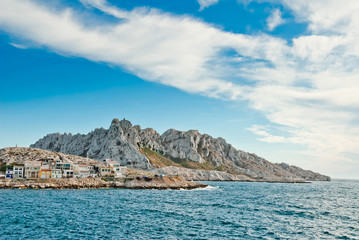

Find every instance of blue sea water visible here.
[1,180,358,239]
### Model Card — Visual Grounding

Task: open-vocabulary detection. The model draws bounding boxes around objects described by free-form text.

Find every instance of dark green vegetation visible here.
[0,163,19,172]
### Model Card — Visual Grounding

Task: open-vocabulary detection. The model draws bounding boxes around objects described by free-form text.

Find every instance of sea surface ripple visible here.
[1,179,358,239]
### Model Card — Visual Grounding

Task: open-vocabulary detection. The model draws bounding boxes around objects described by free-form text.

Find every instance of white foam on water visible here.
[178,185,219,191]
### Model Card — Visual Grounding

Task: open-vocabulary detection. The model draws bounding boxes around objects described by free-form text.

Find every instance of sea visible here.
[1,179,358,239]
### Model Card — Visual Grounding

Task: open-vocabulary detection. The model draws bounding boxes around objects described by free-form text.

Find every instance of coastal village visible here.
[2,158,127,180]
[0,148,206,190]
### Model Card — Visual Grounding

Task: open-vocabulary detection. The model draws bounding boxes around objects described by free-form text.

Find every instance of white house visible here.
[113,166,127,177]
[24,161,42,179]
[13,165,24,178]
[78,165,90,178]
[104,159,127,177]
[5,169,14,179]
[63,169,74,178]
[51,170,62,179]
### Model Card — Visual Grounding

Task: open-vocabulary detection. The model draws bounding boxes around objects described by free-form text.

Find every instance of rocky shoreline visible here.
[0,176,207,190]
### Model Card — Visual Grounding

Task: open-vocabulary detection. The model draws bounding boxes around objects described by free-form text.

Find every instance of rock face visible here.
[30,118,331,181]
[275,163,330,181]
[30,119,151,170]
[153,166,253,182]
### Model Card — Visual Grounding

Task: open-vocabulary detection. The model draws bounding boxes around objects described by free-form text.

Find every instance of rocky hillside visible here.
[30,118,330,182]
[0,147,97,166]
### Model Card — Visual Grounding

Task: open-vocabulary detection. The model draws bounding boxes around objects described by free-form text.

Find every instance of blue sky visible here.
[1,0,359,179]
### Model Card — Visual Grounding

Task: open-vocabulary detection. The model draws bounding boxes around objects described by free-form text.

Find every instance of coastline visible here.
[0,176,208,190]
[0,177,315,191]
[196,179,310,183]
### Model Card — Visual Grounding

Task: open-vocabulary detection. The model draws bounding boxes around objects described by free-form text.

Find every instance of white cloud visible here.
[280,0,359,35]
[266,8,284,31]
[197,0,219,11]
[0,0,289,101]
[79,0,133,18]
[1,0,359,177]
[247,126,287,143]
[0,0,246,99]
[9,43,28,49]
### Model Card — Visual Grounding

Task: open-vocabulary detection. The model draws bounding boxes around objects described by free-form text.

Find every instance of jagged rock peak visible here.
[111,118,120,125]
[119,118,133,129]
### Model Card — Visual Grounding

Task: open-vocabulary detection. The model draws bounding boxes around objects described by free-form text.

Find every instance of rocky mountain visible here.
[30,118,330,182]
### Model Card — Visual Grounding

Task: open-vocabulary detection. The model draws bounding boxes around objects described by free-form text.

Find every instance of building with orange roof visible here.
[39,169,51,179]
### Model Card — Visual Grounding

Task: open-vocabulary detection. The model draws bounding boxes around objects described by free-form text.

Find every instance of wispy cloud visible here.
[197,0,219,11]
[1,0,359,176]
[9,43,28,49]
[244,0,359,174]
[247,125,287,143]
[266,8,284,31]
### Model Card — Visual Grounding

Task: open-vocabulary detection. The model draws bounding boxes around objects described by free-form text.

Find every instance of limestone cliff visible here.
[30,119,151,170]
[30,118,330,181]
